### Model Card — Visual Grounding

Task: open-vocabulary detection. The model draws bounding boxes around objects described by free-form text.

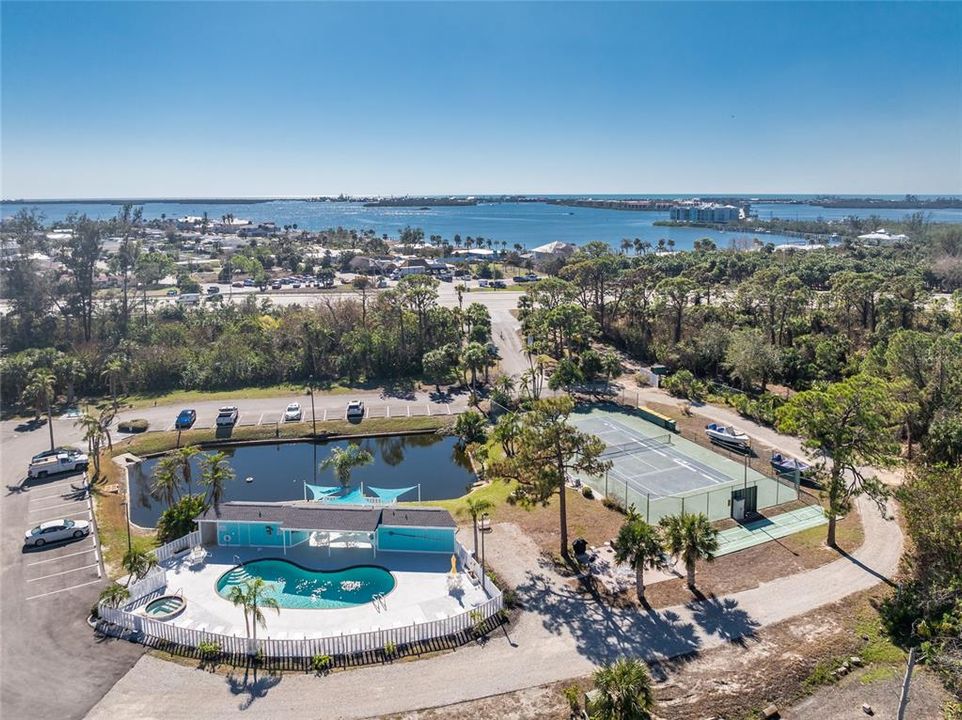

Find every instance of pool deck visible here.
[150,541,491,640]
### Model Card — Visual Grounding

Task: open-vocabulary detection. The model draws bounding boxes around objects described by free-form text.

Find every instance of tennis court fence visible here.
[592,469,803,526]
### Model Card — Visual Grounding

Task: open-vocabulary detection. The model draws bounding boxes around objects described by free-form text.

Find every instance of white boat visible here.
[705,423,751,448]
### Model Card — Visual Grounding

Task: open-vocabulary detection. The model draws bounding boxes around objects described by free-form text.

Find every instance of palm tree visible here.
[76,413,106,478]
[172,445,200,496]
[227,577,280,652]
[611,513,665,603]
[98,583,131,609]
[463,497,493,560]
[659,512,719,590]
[24,367,57,451]
[101,356,125,411]
[200,451,235,511]
[320,444,373,488]
[620,238,632,255]
[589,657,655,720]
[150,453,182,508]
[122,546,158,587]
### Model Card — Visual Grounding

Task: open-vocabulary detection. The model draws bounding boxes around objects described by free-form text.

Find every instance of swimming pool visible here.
[215,560,396,610]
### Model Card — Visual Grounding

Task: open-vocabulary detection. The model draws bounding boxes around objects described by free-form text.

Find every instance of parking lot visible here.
[20,471,102,601]
[1,417,144,720]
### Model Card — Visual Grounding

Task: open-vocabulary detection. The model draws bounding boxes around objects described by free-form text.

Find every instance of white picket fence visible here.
[154,530,202,563]
[100,592,503,658]
[124,567,168,605]
[456,542,497,596]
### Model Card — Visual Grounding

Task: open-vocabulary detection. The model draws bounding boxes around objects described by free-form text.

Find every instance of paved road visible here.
[84,487,902,720]
[0,416,144,720]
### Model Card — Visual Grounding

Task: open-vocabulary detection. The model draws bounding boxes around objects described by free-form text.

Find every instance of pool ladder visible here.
[372,593,387,612]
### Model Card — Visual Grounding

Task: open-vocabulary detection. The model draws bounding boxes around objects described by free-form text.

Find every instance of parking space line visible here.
[26,486,80,500]
[27,563,99,582]
[26,546,96,566]
[29,499,86,512]
[25,578,103,601]
[257,412,264,425]
[29,509,90,521]
[386,406,391,418]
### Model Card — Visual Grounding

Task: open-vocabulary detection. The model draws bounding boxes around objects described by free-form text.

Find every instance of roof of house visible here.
[530,241,576,255]
[196,502,455,532]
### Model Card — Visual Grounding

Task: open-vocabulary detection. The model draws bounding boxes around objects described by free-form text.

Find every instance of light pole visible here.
[480,512,489,583]
[309,375,317,484]
[121,498,132,554]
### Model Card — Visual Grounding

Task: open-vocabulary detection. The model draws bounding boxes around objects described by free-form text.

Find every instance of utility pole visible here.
[897,647,918,720]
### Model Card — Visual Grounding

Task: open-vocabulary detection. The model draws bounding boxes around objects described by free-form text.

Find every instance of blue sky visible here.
[2,2,960,198]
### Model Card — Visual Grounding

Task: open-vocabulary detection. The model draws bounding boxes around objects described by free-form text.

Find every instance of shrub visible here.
[311,653,332,674]
[383,641,397,658]
[581,485,594,500]
[602,496,626,514]
[663,369,706,401]
[155,494,206,545]
[562,684,581,714]
[117,418,149,433]
[468,609,486,637]
[197,640,220,659]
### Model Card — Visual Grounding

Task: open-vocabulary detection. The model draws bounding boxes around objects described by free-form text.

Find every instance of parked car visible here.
[512,275,527,283]
[28,452,89,479]
[31,446,83,464]
[166,288,178,296]
[284,402,302,422]
[215,406,239,427]
[478,279,490,287]
[491,280,507,289]
[207,285,220,295]
[271,281,282,290]
[524,273,539,282]
[231,281,244,288]
[346,400,365,419]
[243,278,254,287]
[174,408,197,429]
[24,519,91,547]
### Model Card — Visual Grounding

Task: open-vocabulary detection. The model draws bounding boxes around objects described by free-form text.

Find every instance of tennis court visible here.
[570,406,798,524]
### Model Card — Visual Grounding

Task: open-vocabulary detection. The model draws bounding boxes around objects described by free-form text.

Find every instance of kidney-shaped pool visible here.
[216,559,397,610]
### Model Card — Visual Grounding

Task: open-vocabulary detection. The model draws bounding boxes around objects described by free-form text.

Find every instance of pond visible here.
[127,434,475,527]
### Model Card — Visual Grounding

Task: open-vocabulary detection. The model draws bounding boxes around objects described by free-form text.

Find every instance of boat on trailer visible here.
[770,452,812,478]
[705,423,751,448]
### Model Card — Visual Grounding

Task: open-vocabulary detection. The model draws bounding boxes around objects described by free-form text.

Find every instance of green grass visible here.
[416,478,517,519]
[854,612,905,665]
[858,665,898,685]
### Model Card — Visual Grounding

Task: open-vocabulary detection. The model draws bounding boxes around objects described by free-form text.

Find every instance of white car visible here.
[346,400,365,419]
[24,519,91,547]
[284,402,302,422]
[215,406,239,427]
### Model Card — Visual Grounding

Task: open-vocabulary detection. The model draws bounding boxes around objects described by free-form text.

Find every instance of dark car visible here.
[175,409,197,429]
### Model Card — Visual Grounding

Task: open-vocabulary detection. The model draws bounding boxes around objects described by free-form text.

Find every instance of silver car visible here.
[283,402,302,421]
[24,519,91,547]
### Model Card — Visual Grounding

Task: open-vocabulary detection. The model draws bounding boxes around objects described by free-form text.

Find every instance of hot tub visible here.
[142,595,186,620]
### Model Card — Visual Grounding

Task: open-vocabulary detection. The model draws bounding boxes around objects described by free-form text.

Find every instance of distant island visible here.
[362,197,478,208]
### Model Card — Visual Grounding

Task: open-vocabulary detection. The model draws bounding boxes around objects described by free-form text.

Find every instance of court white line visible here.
[27,563,99,582]
[26,546,96,565]
[25,578,102,601]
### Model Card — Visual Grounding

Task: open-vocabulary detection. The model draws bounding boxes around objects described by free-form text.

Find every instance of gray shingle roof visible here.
[380,507,456,528]
[196,502,454,532]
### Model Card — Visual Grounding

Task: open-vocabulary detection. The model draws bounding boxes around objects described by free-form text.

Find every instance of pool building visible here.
[196,502,457,555]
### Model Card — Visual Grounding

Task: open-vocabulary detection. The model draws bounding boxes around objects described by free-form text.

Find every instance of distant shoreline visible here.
[3,194,960,208]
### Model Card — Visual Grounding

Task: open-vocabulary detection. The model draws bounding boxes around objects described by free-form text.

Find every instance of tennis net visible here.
[600,434,672,459]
